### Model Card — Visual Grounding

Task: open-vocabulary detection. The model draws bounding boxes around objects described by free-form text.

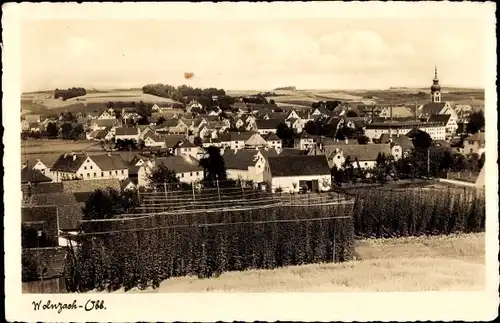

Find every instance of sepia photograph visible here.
[3,2,498,322]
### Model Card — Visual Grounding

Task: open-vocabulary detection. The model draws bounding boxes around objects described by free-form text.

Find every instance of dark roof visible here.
[155,156,203,173]
[22,154,61,169]
[264,132,281,141]
[378,134,414,151]
[21,206,59,245]
[94,119,119,127]
[222,150,259,170]
[255,119,283,130]
[164,135,186,148]
[428,114,451,124]
[30,192,78,205]
[62,179,122,193]
[128,165,140,176]
[115,127,139,136]
[21,168,52,184]
[278,148,308,156]
[22,247,69,280]
[177,140,197,148]
[90,154,128,171]
[219,131,256,142]
[51,153,87,172]
[420,102,446,117]
[327,144,392,162]
[120,178,135,190]
[268,155,331,177]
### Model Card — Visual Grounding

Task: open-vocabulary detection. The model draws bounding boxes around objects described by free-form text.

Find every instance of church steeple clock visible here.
[430,66,441,103]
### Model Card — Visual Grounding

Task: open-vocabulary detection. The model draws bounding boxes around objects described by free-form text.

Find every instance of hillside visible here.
[21,89,181,115]
[107,233,484,293]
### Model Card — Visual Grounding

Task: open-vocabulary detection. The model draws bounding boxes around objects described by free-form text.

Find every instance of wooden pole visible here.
[216,177,221,201]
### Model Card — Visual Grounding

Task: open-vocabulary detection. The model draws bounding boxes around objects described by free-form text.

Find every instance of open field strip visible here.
[107,233,484,293]
[21,140,103,154]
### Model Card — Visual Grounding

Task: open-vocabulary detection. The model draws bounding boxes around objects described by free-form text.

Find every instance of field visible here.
[21,140,103,155]
[111,233,484,292]
[21,89,181,115]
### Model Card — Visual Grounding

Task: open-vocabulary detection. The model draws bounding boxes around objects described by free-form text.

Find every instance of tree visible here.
[72,123,84,140]
[60,123,74,140]
[408,129,432,151]
[156,116,166,125]
[146,163,179,188]
[357,135,370,144]
[199,146,227,185]
[45,122,58,138]
[82,188,139,222]
[466,111,485,134]
[304,121,320,135]
[194,136,203,147]
[269,99,276,105]
[346,110,358,117]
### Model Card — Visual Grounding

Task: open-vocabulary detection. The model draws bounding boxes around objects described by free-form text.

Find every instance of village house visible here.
[97,109,116,120]
[207,107,222,116]
[86,129,108,141]
[114,126,140,142]
[365,120,446,141]
[22,154,62,178]
[143,133,167,148]
[428,113,458,137]
[90,118,121,131]
[50,153,129,182]
[137,155,204,187]
[311,106,332,119]
[463,132,485,156]
[264,155,332,193]
[378,105,414,119]
[169,118,191,135]
[185,100,203,114]
[222,148,278,184]
[251,119,282,135]
[21,119,30,132]
[202,138,223,148]
[120,178,137,191]
[174,140,201,159]
[377,134,414,160]
[218,132,268,151]
[286,117,304,133]
[264,132,282,151]
[294,132,316,150]
[326,143,393,170]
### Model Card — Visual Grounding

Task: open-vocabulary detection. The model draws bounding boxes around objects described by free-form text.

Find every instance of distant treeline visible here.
[274,86,296,91]
[54,87,87,101]
[142,84,235,110]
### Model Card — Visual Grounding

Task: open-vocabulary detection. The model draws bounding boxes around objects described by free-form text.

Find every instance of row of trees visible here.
[54,87,87,101]
[22,122,85,141]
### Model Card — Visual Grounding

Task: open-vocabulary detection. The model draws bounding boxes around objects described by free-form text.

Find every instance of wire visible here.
[64,214,353,237]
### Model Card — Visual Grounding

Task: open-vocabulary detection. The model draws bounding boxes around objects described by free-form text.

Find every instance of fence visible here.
[22,277,67,294]
[439,171,480,183]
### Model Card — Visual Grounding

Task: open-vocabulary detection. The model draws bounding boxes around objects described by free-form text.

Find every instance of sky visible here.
[21,18,486,92]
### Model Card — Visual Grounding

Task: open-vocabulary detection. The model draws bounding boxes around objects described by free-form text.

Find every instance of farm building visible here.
[174,140,201,159]
[218,132,268,151]
[137,155,204,187]
[115,126,140,142]
[377,134,414,160]
[365,120,446,141]
[294,132,316,151]
[265,155,332,193]
[50,153,129,182]
[21,167,52,184]
[251,119,283,135]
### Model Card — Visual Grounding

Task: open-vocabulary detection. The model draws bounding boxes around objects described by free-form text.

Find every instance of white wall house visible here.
[50,153,129,182]
[137,156,204,187]
[98,110,116,120]
[265,155,332,193]
[365,122,446,141]
[115,127,140,141]
[326,144,393,170]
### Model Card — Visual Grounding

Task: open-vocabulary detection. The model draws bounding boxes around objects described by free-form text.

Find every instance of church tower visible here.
[430,66,441,103]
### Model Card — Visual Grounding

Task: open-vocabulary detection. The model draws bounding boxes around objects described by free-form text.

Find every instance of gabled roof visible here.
[51,153,87,173]
[154,156,203,173]
[378,134,414,151]
[465,132,485,143]
[264,132,281,141]
[328,144,392,162]
[420,102,447,117]
[120,178,135,190]
[21,168,52,184]
[93,119,119,128]
[177,140,197,148]
[428,114,451,124]
[219,131,256,142]
[268,155,331,177]
[278,148,308,156]
[115,127,139,136]
[90,154,128,171]
[222,150,260,170]
[255,119,283,130]
[163,135,186,148]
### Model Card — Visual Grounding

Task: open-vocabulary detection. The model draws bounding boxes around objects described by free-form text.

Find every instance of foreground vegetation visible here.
[108,233,484,292]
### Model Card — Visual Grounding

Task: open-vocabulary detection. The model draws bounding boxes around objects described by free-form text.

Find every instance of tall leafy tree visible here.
[199,146,227,185]
[466,111,485,134]
[146,163,179,188]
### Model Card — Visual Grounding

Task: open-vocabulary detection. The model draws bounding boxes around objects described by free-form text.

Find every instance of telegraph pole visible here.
[427,148,430,178]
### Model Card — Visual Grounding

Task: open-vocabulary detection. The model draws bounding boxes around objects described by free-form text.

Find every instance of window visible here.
[115,171,118,175]
[84,166,87,170]
[87,173,90,177]
[80,174,83,178]
[121,170,124,175]
[90,165,93,169]
[109,171,112,175]
[181,173,184,178]
[196,171,199,176]
[365,163,368,166]
[87,160,90,163]
[337,156,341,159]
[101,172,104,177]
[94,172,96,177]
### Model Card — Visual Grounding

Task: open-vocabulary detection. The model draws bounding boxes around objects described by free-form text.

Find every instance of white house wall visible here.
[271,175,332,193]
